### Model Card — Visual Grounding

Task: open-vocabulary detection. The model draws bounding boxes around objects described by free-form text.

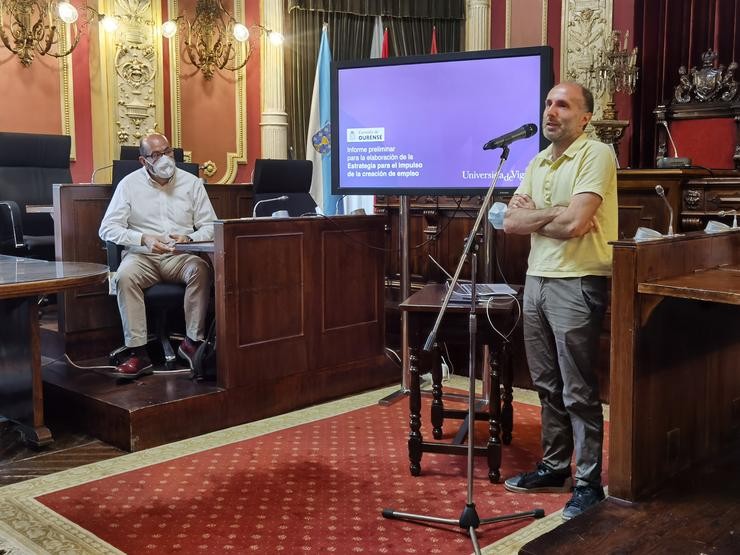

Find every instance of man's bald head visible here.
[139,134,170,158]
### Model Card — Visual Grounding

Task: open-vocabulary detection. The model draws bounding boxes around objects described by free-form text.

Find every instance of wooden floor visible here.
[521,444,740,554]
[0,309,737,553]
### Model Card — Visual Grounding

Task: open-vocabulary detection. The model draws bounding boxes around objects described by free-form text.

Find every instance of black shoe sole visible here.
[504,476,573,493]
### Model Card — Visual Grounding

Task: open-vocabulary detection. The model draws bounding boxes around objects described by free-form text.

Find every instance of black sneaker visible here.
[561,485,605,520]
[504,462,573,493]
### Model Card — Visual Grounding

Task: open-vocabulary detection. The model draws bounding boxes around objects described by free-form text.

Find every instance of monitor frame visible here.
[330,46,553,196]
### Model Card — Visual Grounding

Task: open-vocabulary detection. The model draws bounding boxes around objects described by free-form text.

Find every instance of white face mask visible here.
[147,155,176,180]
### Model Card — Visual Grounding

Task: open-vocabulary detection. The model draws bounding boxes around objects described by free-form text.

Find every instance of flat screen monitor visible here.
[331,46,552,196]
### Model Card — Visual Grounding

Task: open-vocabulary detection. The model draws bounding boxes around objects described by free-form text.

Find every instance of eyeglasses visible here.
[145,147,174,161]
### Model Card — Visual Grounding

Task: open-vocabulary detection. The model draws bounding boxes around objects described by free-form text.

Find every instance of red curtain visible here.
[632,0,740,168]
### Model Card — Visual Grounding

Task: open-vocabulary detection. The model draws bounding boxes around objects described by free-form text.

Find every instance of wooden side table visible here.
[401,284,519,483]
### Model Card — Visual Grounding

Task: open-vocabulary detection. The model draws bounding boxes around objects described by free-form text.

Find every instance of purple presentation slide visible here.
[335,54,545,193]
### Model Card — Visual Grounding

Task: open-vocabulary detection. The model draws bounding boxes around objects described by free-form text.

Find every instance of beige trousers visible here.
[113,252,212,348]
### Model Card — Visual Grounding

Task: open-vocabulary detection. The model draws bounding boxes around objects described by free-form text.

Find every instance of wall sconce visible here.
[0,0,118,67]
[162,0,283,80]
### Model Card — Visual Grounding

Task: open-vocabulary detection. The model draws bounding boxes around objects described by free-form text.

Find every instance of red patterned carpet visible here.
[37,394,609,553]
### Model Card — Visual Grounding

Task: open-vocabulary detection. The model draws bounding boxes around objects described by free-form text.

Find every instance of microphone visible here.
[655,185,674,236]
[656,121,691,168]
[483,123,538,150]
[90,163,114,183]
[252,195,289,218]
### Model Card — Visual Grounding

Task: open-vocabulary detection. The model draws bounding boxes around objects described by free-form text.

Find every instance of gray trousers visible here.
[114,252,212,348]
[523,275,607,487]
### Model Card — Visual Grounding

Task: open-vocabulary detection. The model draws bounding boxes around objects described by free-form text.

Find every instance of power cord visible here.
[384,346,402,367]
[307,196,468,254]
[62,353,118,372]
[484,293,522,342]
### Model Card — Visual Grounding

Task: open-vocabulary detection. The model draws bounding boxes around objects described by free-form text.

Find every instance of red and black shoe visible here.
[110,354,153,380]
[177,337,203,370]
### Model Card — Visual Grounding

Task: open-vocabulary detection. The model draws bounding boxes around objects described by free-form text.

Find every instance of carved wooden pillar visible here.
[260,0,288,159]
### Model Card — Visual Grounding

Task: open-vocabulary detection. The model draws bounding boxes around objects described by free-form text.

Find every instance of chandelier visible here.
[162,0,283,80]
[587,29,639,147]
[0,0,118,67]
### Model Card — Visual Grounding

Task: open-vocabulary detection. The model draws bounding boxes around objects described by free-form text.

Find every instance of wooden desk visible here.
[172,241,214,253]
[401,284,519,483]
[0,255,108,446]
[610,230,740,501]
[637,264,740,304]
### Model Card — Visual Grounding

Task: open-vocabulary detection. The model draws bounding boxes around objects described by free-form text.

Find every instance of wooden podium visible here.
[47,183,395,450]
[213,215,394,423]
[609,229,740,501]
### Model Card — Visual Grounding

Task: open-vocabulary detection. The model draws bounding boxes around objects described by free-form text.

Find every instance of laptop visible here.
[429,255,517,300]
[450,282,517,298]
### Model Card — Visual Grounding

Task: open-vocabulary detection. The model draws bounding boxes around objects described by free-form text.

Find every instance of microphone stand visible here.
[382,145,543,554]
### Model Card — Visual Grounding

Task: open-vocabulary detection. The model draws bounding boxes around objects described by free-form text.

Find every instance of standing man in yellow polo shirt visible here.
[501,82,617,520]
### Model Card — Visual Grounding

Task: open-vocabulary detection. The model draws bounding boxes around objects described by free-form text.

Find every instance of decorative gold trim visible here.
[168,0,182,148]
[215,0,247,183]
[60,19,76,160]
[505,0,511,48]
[222,0,248,186]
[541,0,548,46]
[89,1,116,180]
[168,0,248,183]
[152,0,165,136]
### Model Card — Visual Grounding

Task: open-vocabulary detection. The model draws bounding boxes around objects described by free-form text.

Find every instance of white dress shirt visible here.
[99,166,217,253]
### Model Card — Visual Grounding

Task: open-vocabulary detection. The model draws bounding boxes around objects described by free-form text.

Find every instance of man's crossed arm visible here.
[503,192,602,239]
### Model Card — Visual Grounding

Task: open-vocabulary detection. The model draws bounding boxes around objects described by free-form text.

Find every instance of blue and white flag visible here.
[343,16,382,216]
[307,24,341,215]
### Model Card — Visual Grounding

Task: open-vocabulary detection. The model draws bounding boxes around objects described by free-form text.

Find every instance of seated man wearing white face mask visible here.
[99,133,217,378]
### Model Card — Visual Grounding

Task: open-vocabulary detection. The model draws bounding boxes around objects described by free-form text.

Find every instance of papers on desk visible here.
[447,281,517,301]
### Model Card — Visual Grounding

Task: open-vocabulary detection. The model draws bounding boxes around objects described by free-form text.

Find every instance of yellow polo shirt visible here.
[514,134,617,277]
